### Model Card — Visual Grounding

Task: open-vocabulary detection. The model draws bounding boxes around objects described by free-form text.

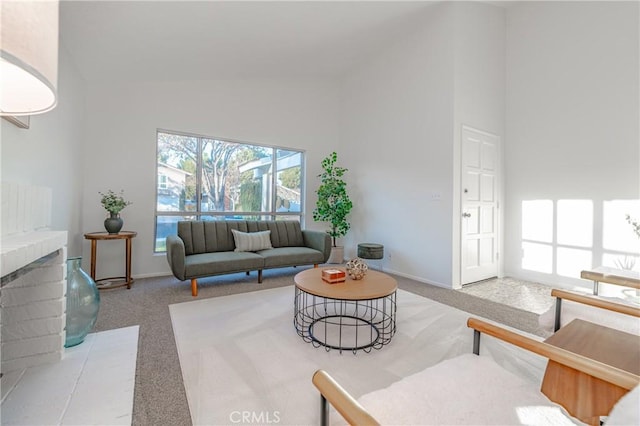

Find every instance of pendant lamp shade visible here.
[1,0,59,116]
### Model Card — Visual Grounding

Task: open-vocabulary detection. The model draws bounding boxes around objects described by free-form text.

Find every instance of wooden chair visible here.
[580,267,640,296]
[312,317,640,426]
[549,288,640,332]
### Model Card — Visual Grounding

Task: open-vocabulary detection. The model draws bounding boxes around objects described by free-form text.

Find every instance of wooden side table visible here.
[84,231,137,289]
[541,319,640,425]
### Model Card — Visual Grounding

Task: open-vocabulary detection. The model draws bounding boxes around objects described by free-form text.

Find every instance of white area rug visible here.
[170,286,548,425]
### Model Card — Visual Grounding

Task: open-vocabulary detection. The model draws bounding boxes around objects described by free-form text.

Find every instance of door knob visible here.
[462,212,471,218]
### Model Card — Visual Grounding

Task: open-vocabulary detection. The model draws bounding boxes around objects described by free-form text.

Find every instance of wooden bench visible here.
[580,267,640,295]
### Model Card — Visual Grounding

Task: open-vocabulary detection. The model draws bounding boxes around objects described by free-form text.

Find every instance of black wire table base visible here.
[293,286,397,354]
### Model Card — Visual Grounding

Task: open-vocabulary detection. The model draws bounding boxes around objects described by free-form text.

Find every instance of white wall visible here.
[340,2,504,288]
[1,46,87,257]
[81,79,340,278]
[7,1,634,291]
[504,1,640,290]
[451,2,505,288]
[340,3,456,287]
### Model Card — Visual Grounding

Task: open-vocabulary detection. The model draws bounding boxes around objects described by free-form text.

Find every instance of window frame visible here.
[154,129,306,253]
[158,174,168,190]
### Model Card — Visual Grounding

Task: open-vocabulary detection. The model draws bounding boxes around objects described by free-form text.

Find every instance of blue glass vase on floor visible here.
[65,257,100,348]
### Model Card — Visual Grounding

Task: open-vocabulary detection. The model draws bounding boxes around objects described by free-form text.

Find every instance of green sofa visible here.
[166,220,331,296]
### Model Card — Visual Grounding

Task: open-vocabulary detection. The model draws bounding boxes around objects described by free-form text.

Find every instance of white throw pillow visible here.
[605,385,640,426]
[231,229,273,252]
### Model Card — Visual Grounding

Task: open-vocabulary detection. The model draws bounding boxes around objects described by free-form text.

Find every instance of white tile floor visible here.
[459,277,555,314]
[459,276,640,315]
[1,326,138,426]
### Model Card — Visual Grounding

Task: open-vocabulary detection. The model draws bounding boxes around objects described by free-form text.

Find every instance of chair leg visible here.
[246,271,250,276]
[191,278,198,297]
[320,394,329,426]
[314,264,318,268]
[258,270,263,283]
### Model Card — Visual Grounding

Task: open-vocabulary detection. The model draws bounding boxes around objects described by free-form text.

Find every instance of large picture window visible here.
[155,130,305,252]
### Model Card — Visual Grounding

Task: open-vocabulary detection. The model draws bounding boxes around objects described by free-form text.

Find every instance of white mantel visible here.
[1,231,68,279]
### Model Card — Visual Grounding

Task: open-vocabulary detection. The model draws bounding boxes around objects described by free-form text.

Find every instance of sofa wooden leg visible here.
[191,278,198,297]
[258,270,263,283]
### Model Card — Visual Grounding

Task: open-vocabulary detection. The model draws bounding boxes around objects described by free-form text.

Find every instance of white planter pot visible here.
[327,246,344,264]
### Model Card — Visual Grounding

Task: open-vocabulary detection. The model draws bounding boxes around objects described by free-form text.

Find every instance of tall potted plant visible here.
[313,152,353,264]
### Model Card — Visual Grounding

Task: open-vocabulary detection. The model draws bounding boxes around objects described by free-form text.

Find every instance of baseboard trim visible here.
[132,272,174,280]
[382,268,451,289]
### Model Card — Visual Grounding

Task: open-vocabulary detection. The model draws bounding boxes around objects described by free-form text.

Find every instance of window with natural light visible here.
[154,130,304,252]
[603,200,640,271]
[521,198,640,278]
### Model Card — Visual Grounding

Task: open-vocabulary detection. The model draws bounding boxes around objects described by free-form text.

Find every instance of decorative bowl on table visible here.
[346,258,368,280]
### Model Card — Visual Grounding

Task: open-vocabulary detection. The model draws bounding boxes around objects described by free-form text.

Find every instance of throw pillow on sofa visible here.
[231,229,273,252]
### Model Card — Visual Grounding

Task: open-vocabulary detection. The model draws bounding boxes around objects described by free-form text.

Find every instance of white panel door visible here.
[461,127,499,284]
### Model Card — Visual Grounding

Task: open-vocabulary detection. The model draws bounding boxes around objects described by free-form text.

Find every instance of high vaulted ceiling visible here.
[60,1,441,82]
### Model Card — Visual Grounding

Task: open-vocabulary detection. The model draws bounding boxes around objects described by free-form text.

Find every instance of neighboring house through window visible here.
[158,174,168,191]
[154,130,305,252]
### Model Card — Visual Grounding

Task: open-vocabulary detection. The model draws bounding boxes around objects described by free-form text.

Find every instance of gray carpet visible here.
[93,267,543,426]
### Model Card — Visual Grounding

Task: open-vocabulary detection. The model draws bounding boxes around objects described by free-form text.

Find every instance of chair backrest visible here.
[177,220,304,255]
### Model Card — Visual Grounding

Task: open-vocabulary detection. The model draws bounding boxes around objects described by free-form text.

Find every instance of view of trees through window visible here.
[155,130,304,252]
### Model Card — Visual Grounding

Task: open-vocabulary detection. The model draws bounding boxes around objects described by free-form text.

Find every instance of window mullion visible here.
[271,147,277,219]
[196,137,203,218]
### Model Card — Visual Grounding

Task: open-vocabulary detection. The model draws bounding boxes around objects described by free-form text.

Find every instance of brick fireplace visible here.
[1,183,68,373]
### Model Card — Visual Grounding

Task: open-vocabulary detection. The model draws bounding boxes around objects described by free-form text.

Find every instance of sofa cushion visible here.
[606,384,640,426]
[358,354,576,425]
[179,221,238,255]
[184,252,264,278]
[265,221,304,248]
[178,220,304,254]
[232,229,273,252]
[242,221,304,248]
[258,247,325,268]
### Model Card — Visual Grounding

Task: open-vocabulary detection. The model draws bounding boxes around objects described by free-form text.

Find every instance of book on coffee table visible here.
[322,269,346,284]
